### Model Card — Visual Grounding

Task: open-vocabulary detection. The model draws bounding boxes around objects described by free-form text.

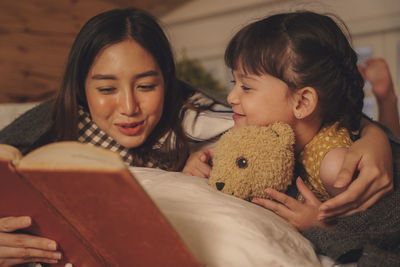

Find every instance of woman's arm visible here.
[0,216,61,266]
[318,119,393,219]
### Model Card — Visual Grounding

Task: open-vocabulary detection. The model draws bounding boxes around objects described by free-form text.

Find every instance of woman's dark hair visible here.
[225,11,364,133]
[52,8,188,170]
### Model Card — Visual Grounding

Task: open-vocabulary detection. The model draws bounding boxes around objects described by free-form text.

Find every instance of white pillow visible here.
[131,167,320,267]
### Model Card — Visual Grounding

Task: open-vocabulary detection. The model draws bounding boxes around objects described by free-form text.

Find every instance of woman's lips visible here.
[232,113,245,120]
[115,121,144,136]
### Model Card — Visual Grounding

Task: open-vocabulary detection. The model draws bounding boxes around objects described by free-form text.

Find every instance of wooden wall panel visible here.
[0,0,118,103]
[0,0,189,103]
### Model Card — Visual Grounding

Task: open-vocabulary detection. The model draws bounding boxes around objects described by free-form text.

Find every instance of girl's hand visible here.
[252,178,335,231]
[319,123,393,219]
[182,147,215,178]
[358,58,394,102]
[0,216,61,266]
[358,58,400,136]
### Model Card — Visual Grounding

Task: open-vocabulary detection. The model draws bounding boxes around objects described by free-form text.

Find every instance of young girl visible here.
[183,12,394,220]
[223,11,400,264]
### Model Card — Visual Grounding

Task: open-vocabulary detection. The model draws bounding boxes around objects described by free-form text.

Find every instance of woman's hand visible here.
[182,147,215,178]
[252,178,335,231]
[0,216,61,266]
[318,122,393,219]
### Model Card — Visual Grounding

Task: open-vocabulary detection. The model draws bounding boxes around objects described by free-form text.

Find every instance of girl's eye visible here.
[230,80,236,85]
[241,85,251,91]
[97,87,115,94]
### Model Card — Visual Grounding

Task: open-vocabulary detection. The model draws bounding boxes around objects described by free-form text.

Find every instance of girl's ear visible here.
[292,87,318,119]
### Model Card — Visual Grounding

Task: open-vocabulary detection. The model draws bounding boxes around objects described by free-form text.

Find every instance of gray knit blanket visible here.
[302,130,400,267]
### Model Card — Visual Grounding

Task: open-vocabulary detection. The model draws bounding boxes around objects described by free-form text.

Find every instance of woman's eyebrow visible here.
[91,74,116,80]
[135,70,160,79]
[90,70,160,80]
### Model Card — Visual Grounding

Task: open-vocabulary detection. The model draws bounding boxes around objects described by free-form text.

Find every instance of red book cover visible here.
[0,142,199,266]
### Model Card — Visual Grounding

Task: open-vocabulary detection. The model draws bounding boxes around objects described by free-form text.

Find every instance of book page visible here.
[18,142,126,171]
[0,144,22,163]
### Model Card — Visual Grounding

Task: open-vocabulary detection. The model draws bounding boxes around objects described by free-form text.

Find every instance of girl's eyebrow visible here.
[90,70,160,80]
[235,72,257,81]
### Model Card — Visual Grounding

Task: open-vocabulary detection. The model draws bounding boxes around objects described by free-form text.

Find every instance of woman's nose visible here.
[120,90,138,116]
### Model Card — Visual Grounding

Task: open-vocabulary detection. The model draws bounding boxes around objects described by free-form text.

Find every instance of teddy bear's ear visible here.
[268,122,295,147]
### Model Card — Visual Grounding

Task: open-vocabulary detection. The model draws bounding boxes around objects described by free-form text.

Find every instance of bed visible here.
[0,101,356,267]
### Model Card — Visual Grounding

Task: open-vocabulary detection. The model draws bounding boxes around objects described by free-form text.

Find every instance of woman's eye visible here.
[138,84,156,90]
[230,80,236,85]
[97,87,115,94]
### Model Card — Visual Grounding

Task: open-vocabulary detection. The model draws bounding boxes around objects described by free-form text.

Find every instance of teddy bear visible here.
[209,122,295,200]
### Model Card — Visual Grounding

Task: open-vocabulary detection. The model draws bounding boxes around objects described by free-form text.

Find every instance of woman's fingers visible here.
[0,216,60,266]
[0,216,31,233]
[0,217,57,251]
[0,232,60,267]
[1,257,59,267]
[0,232,57,251]
[320,181,391,218]
[331,149,359,189]
[0,245,61,260]
[319,165,392,218]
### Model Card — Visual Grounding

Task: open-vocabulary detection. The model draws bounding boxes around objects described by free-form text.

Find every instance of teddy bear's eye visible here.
[236,157,248,169]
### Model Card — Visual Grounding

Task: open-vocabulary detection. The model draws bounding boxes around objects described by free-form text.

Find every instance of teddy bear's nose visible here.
[216,182,225,191]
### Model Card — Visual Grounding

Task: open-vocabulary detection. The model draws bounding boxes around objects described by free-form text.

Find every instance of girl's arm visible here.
[182,147,215,178]
[0,216,61,266]
[319,147,349,197]
[318,119,393,219]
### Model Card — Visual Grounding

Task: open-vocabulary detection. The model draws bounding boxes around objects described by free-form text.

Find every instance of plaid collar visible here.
[77,107,140,167]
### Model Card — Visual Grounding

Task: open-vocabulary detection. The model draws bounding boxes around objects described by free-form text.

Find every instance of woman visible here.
[0,7,394,266]
[0,8,192,266]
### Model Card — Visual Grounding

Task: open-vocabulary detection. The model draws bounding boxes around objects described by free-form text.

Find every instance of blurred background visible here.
[1,0,399,119]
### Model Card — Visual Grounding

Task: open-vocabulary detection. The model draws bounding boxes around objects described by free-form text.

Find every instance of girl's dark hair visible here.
[225,11,364,133]
[52,8,189,170]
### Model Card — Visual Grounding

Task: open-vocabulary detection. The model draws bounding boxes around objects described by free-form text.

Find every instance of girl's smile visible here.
[232,112,245,120]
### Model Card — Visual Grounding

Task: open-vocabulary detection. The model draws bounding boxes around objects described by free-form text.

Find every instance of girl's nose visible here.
[227,86,239,106]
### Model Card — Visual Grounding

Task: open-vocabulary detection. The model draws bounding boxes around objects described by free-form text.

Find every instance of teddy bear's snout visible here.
[216,182,225,191]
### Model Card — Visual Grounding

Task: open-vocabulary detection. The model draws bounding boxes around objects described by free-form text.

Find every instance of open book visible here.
[0,142,199,266]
